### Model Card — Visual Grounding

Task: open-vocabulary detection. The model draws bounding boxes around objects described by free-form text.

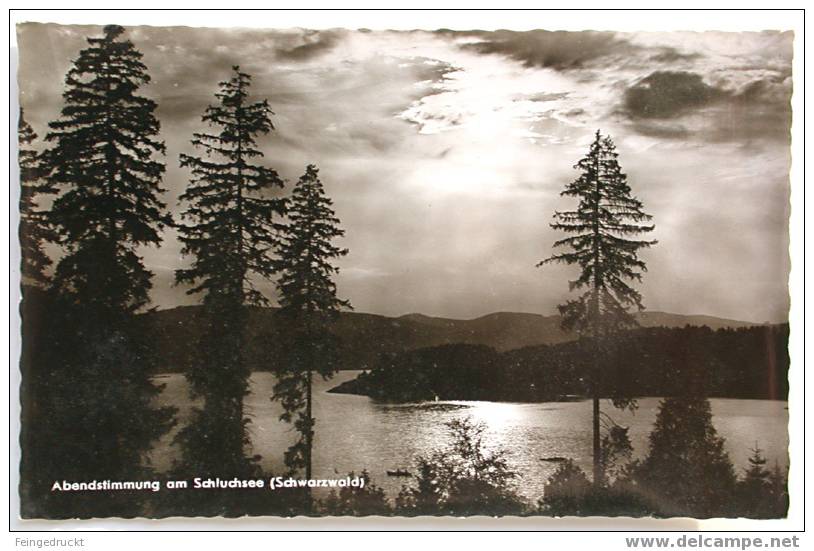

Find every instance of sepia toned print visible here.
[16,23,791,519]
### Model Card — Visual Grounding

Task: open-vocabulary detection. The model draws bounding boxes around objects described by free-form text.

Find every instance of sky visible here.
[16,24,793,323]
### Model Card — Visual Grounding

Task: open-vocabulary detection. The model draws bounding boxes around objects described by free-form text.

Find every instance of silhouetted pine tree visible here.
[539,130,655,487]
[174,66,285,480]
[18,110,53,284]
[23,25,174,518]
[272,164,349,502]
[743,445,770,483]
[631,397,737,517]
[44,25,170,314]
[736,445,787,518]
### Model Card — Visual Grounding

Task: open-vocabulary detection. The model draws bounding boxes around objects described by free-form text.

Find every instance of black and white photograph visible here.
[12,10,799,525]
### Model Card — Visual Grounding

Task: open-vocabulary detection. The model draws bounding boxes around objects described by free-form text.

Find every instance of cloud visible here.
[628,120,691,140]
[448,30,638,71]
[620,70,792,144]
[624,71,725,119]
[273,29,344,61]
[15,25,792,323]
[513,91,570,103]
[647,47,702,63]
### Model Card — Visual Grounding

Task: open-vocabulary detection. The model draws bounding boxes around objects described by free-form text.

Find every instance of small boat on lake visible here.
[386,469,412,477]
[540,456,568,462]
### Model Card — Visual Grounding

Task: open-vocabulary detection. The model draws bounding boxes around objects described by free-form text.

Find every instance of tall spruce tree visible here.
[539,130,655,487]
[45,25,170,314]
[26,25,174,517]
[273,164,350,490]
[175,66,285,478]
[18,110,53,284]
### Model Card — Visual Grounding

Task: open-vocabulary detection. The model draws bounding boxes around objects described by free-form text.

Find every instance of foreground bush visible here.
[395,418,528,516]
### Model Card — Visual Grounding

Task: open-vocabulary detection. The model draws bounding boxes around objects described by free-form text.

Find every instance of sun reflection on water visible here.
[449,400,525,431]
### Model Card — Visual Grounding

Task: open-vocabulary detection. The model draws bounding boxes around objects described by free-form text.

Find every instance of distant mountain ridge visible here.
[395,310,758,352]
[140,305,762,372]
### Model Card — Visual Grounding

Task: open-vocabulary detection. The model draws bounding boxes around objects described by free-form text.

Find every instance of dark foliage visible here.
[336,324,789,403]
[539,129,656,485]
[20,25,175,519]
[538,459,651,517]
[19,286,175,518]
[172,66,285,488]
[734,446,789,519]
[539,410,789,519]
[345,344,503,402]
[539,129,656,335]
[42,24,170,315]
[271,165,350,483]
[599,423,633,482]
[319,471,391,516]
[176,66,284,308]
[504,324,790,402]
[17,110,53,284]
[395,418,527,516]
[625,397,738,518]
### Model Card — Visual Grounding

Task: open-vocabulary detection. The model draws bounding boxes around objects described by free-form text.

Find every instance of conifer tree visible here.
[175,66,285,477]
[273,165,350,487]
[26,25,174,517]
[736,445,780,518]
[44,25,170,314]
[539,130,656,487]
[632,397,736,517]
[18,110,53,284]
[743,445,771,486]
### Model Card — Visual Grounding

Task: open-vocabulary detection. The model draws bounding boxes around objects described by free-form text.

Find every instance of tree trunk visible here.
[591,135,603,488]
[305,367,313,513]
[592,393,602,487]
[305,368,313,479]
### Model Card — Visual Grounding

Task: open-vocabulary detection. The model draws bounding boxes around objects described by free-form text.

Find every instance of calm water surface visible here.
[151,370,789,501]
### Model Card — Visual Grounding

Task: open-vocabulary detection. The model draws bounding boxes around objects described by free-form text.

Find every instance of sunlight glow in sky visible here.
[16,25,792,322]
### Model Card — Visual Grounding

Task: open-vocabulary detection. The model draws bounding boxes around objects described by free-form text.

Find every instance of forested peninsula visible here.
[329,324,789,402]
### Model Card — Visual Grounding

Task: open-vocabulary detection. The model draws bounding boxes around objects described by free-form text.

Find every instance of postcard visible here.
[14,18,794,521]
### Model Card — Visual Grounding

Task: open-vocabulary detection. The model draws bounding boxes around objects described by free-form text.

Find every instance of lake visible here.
[150,370,790,502]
